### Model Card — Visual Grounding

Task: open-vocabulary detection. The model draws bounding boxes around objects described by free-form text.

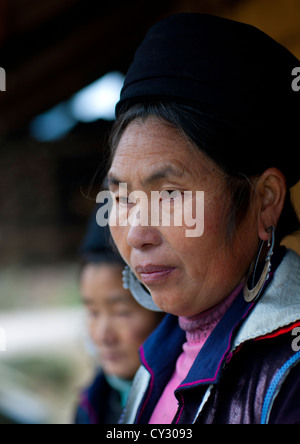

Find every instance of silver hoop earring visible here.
[122,265,163,312]
[243,226,275,303]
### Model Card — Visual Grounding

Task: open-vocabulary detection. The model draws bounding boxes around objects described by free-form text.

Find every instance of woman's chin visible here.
[151,291,196,317]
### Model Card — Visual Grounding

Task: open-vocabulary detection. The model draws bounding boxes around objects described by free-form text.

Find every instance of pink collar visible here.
[179,283,244,343]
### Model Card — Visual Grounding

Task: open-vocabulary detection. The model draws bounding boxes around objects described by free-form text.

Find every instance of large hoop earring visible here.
[243,226,275,303]
[122,265,163,312]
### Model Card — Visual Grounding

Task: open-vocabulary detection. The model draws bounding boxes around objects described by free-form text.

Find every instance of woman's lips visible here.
[101,352,124,363]
[135,264,176,284]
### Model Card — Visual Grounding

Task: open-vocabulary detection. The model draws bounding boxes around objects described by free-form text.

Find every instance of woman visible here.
[75,205,163,424]
[106,14,300,424]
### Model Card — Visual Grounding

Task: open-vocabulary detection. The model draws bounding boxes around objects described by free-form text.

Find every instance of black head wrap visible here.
[116,13,299,187]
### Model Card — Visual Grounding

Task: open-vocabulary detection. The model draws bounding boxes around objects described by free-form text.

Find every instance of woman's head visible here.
[107,14,299,317]
[80,261,162,379]
[108,115,289,316]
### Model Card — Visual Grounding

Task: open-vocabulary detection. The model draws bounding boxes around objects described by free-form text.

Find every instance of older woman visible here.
[106,13,300,424]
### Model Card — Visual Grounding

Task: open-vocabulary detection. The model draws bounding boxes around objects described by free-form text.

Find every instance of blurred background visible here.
[0,0,299,424]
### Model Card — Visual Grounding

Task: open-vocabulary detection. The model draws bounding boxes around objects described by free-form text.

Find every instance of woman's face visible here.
[108,118,259,317]
[80,263,160,379]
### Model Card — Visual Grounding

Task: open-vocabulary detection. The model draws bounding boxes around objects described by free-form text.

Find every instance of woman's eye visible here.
[88,310,99,319]
[117,196,132,206]
[115,310,132,318]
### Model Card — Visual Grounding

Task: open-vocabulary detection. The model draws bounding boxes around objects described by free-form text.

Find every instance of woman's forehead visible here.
[116,117,190,154]
[109,118,214,185]
[108,161,185,189]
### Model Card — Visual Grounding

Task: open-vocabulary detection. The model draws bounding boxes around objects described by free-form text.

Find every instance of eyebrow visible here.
[107,165,185,189]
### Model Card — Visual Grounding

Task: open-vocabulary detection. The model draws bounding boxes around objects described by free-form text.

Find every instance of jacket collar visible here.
[136,286,255,423]
[233,249,300,348]
[176,289,253,389]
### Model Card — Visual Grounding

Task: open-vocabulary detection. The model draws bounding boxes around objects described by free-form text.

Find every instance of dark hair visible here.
[109,101,299,245]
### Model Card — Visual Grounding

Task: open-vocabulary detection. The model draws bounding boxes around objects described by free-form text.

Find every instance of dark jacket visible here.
[120,249,300,424]
[75,371,123,424]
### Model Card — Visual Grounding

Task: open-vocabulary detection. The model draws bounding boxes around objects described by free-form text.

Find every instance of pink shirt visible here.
[149,284,243,424]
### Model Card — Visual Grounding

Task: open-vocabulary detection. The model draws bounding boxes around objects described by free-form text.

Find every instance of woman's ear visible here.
[256,168,287,241]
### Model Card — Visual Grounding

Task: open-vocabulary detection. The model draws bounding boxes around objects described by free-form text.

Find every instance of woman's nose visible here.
[94,318,117,346]
[126,199,163,250]
[127,222,162,250]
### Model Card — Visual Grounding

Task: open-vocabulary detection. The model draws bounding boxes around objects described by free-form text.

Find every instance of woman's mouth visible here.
[135,264,176,284]
[101,351,124,363]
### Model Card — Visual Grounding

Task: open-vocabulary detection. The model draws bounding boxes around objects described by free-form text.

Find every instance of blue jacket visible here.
[120,249,300,424]
[75,371,123,424]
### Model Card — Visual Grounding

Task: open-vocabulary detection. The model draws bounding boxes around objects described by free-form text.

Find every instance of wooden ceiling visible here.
[0,0,299,138]
[0,0,173,136]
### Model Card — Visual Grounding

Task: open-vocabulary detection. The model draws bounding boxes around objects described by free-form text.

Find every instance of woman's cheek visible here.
[125,318,153,347]
[109,225,130,263]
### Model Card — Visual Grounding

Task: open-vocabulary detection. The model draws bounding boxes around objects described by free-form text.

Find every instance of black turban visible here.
[116,13,299,187]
